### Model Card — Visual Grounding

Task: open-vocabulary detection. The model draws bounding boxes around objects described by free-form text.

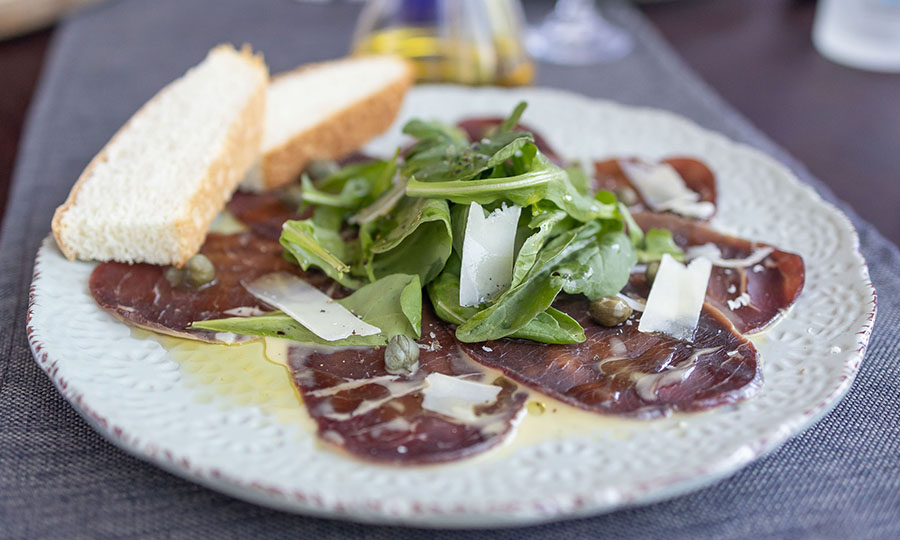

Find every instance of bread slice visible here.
[242,55,413,191]
[52,44,268,266]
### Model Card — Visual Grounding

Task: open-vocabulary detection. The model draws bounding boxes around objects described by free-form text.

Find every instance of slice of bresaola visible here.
[594,157,717,219]
[89,232,345,342]
[226,191,305,241]
[285,307,528,464]
[633,211,805,335]
[460,294,761,419]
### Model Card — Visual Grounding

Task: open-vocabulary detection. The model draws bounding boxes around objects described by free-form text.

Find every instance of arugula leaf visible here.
[426,253,481,324]
[405,131,534,183]
[497,101,527,134]
[300,175,370,209]
[510,206,569,288]
[565,164,593,196]
[618,201,644,246]
[360,197,452,286]
[316,160,391,194]
[348,178,407,225]
[552,225,636,300]
[402,102,529,184]
[513,309,585,344]
[449,218,634,341]
[191,274,422,346]
[406,153,614,223]
[427,254,584,344]
[455,272,565,342]
[402,119,469,148]
[280,220,363,289]
[636,228,684,263]
[301,157,397,211]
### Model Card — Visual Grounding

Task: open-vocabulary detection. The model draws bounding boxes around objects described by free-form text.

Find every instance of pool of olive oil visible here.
[135,331,635,460]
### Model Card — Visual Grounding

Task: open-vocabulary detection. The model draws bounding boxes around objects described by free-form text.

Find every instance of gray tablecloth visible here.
[1,1,898,538]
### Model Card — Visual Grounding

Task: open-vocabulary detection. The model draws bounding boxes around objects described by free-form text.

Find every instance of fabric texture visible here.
[1,1,898,538]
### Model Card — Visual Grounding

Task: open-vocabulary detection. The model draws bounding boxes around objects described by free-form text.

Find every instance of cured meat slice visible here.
[634,211,805,334]
[285,307,528,464]
[460,294,760,419]
[226,191,305,241]
[594,157,717,218]
[89,232,344,342]
[456,117,563,165]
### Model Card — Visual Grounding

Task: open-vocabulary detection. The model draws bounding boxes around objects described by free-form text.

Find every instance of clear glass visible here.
[813,0,900,73]
[351,0,534,86]
[526,0,633,65]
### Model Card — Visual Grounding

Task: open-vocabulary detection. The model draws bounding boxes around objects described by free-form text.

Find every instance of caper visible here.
[164,266,185,287]
[645,261,660,284]
[384,334,420,376]
[306,159,339,181]
[184,254,216,287]
[615,186,639,207]
[589,295,633,327]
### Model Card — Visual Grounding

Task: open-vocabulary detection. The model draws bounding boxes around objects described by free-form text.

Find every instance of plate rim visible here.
[26,84,878,528]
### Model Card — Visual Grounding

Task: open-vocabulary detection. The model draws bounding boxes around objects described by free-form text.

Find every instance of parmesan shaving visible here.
[638,254,712,342]
[421,373,501,423]
[459,202,521,307]
[619,159,715,220]
[242,272,380,341]
[684,243,774,269]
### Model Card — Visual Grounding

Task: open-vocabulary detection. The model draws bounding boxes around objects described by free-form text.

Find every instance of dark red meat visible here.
[634,212,805,335]
[89,232,343,341]
[594,157,717,219]
[460,294,761,419]
[226,191,305,241]
[286,307,528,464]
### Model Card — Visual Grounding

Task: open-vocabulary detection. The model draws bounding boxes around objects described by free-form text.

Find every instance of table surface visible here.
[1,1,898,538]
[1,1,897,246]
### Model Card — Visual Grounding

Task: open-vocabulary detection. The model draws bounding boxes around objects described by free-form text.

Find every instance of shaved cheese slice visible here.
[459,202,522,307]
[421,373,501,422]
[619,159,715,220]
[685,243,774,268]
[616,293,646,312]
[638,254,712,342]
[242,272,380,341]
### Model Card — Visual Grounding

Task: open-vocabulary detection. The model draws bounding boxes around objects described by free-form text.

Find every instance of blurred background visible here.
[1,0,897,244]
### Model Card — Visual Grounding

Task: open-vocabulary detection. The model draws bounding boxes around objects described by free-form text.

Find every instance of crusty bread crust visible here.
[52,44,268,266]
[260,57,413,190]
[172,58,267,266]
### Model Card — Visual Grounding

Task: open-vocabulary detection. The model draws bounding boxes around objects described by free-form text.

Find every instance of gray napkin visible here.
[1,1,898,538]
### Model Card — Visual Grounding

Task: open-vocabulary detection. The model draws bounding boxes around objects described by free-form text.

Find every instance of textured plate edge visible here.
[24,85,878,529]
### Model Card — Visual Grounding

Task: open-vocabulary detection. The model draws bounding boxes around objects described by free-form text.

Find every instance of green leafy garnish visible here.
[359,197,453,286]
[280,219,362,289]
[191,274,422,346]
[636,228,684,263]
[427,254,584,344]
[250,100,649,347]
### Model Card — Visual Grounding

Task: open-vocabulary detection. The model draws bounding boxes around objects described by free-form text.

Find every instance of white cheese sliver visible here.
[619,159,715,220]
[616,293,645,312]
[638,254,712,342]
[459,202,522,307]
[242,272,380,341]
[685,243,774,269]
[421,373,501,423]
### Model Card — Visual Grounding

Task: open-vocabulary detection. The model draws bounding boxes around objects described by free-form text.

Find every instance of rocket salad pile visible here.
[192,103,683,346]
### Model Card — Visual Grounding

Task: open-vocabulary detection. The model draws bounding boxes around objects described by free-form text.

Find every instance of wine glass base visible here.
[526,15,633,66]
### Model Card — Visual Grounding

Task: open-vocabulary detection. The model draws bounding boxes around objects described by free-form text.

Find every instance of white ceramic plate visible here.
[27,86,876,528]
